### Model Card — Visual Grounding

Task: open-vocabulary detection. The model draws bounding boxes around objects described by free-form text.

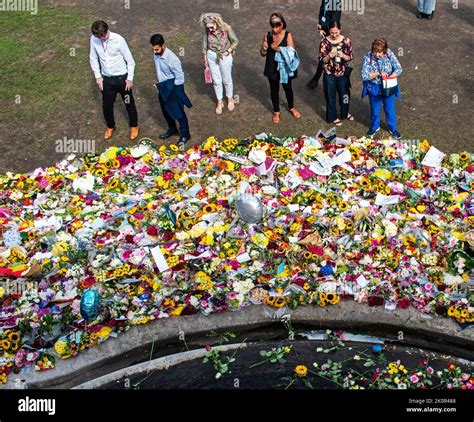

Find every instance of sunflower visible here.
[265,296,287,308]
[7,332,19,342]
[203,204,217,213]
[460,152,470,161]
[94,166,108,178]
[460,309,469,318]
[1,340,10,350]
[295,365,308,377]
[360,178,371,190]
[111,158,121,169]
[119,149,129,156]
[319,292,327,302]
[339,201,349,211]
[183,220,194,230]
[107,179,120,190]
[447,306,456,317]
[169,144,179,153]
[303,251,312,260]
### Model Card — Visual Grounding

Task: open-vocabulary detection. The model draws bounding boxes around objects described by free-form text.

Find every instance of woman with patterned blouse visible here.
[319,21,354,126]
[201,13,239,114]
[361,38,403,139]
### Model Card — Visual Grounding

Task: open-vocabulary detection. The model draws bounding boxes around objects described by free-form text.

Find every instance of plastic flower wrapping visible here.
[0,132,473,383]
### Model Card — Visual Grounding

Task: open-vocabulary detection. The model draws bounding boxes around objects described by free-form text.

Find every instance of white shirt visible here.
[153,47,185,85]
[89,31,136,80]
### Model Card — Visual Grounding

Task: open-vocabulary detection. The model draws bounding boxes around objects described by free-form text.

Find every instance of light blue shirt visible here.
[153,47,185,85]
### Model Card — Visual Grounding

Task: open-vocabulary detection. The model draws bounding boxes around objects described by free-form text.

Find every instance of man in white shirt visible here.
[89,20,139,141]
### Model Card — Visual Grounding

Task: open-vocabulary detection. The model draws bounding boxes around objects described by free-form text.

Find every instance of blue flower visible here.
[372,344,383,354]
[320,265,334,276]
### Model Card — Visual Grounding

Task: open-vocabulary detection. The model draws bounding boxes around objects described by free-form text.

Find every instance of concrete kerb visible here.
[4,301,474,389]
[73,342,248,389]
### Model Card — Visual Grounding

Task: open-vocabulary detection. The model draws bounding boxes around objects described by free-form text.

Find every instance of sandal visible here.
[272,112,280,124]
[289,108,301,119]
[346,114,354,121]
[333,119,343,126]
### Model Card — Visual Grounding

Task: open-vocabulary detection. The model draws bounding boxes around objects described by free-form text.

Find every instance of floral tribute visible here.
[0,133,472,383]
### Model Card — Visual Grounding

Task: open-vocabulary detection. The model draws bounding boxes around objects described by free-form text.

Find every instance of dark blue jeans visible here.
[323,73,350,122]
[158,93,190,138]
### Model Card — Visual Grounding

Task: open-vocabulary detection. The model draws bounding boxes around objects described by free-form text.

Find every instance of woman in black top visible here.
[261,12,301,124]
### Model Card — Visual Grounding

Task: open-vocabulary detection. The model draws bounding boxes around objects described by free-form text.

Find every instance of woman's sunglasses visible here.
[270,21,282,28]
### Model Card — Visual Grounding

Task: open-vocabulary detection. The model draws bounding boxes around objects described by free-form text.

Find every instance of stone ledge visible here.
[5,301,474,389]
[74,343,248,389]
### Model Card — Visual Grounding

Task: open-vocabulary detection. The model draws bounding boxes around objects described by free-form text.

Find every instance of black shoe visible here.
[306,79,318,89]
[177,136,190,151]
[159,129,179,140]
[416,12,423,19]
[426,12,434,20]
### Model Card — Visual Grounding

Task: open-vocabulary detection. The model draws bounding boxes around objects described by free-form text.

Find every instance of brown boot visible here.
[104,127,115,140]
[130,126,140,140]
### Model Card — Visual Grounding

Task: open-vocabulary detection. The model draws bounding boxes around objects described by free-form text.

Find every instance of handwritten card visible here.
[421,146,445,168]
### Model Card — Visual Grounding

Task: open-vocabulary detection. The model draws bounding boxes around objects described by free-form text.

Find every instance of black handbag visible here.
[344,66,353,78]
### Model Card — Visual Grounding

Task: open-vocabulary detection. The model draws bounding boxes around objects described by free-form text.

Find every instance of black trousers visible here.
[323,73,350,122]
[102,74,138,129]
[158,93,190,138]
[268,78,294,113]
[309,59,325,84]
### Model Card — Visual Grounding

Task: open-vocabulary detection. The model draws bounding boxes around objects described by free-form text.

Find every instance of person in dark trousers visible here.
[150,34,192,151]
[307,0,342,89]
[320,21,354,125]
[261,12,301,124]
[417,0,437,19]
[89,20,139,141]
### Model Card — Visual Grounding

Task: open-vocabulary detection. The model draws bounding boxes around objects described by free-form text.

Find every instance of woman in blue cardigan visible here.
[361,38,403,139]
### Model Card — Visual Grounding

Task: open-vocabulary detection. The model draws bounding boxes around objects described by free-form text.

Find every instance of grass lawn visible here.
[0,1,92,123]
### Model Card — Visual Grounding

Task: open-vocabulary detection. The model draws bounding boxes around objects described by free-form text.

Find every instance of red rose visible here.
[396,298,411,309]
[147,226,159,236]
[162,231,173,241]
[125,234,135,243]
[368,296,384,307]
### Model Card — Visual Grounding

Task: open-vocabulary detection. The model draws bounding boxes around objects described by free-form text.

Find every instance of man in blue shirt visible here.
[150,34,192,150]
[307,0,342,89]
